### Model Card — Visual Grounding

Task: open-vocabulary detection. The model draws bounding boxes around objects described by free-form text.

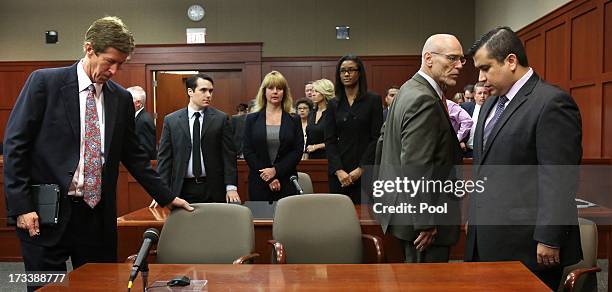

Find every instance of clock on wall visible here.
[187,4,205,22]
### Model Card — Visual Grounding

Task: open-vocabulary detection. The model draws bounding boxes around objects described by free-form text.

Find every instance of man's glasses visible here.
[430,52,467,65]
[340,68,359,75]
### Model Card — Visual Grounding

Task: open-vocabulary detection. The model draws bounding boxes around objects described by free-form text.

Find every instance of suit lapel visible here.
[255,111,272,164]
[103,82,118,162]
[480,73,539,163]
[201,108,214,138]
[179,108,191,145]
[412,74,456,141]
[60,64,80,142]
[474,96,496,166]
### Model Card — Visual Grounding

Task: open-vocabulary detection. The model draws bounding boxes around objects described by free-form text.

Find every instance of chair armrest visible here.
[233,253,260,264]
[124,250,158,264]
[267,240,286,264]
[362,234,385,263]
[563,267,601,292]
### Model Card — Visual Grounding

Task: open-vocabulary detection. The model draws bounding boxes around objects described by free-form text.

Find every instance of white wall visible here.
[474,0,570,38]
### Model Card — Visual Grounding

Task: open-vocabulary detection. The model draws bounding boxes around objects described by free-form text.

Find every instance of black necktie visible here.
[192,111,202,178]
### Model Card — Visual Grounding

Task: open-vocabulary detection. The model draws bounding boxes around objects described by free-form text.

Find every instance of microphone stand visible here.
[141,258,149,292]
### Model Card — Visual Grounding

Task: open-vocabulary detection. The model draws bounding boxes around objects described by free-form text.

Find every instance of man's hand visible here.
[460,142,467,152]
[165,197,194,211]
[414,228,437,252]
[348,167,363,182]
[335,170,353,187]
[259,167,276,182]
[269,179,281,192]
[226,190,241,203]
[17,212,40,237]
[536,243,560,267]
[149,199,159,208]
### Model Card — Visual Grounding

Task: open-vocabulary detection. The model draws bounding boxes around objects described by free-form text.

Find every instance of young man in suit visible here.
[464,26,582,290]
[2,17,192,290]
[375,34,464,263]
[156,74,240,204]
[128,86,157,160]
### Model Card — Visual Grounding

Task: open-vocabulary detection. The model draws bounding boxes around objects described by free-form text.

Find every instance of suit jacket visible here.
[135,109,157,160]
[157,107,237,203]
[242,111,303,201]
[2,63,174,255]
[465,73,582,270]
[460,101,475,116]
[325,91,383,175]
[231,113,247,157]
[375,73,462,246]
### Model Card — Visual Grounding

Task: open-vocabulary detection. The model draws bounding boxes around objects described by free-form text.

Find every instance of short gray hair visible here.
[127,86,146,104]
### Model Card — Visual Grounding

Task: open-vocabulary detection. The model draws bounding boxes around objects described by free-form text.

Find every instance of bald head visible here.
[420,34,464,88]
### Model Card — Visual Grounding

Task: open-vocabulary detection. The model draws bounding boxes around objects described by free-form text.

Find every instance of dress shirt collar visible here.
[135,107,144,118]
[77,59,103,96]
[187,105,207,119]
[417,70,445,100]
[504,67,533,103]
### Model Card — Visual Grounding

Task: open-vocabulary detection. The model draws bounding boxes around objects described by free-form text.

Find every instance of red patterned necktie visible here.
[83,84,102,208]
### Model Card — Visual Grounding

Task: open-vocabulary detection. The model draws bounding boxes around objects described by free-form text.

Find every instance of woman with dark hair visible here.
[295,98,313,159]
[243,71,304,201]
[325,55,383,204]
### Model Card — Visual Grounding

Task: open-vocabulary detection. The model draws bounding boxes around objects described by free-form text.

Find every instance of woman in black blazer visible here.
[305,78,334,159]
[325,55,383,204]
[243,71,304,201]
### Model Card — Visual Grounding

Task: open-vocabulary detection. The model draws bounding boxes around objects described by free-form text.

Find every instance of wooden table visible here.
[39,262,550,291]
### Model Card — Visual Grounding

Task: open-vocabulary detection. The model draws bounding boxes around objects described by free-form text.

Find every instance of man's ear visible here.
[505,53,518,71]
[423,52,433,67]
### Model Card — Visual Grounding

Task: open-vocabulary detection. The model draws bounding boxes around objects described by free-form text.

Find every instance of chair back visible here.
[297,172,313,194]
[273,194,363,263]
[558,217,598,292]
[156,203,254,264]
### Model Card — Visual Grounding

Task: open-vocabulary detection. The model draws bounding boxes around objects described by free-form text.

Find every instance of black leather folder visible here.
[7,184,60,226]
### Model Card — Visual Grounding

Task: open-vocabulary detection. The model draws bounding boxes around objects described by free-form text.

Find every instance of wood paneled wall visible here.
[261,56,478,104]
[517,0,612,158]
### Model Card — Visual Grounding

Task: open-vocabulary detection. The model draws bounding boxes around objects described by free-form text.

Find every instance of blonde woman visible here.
[305,78,334,159]
[242,71,304,201]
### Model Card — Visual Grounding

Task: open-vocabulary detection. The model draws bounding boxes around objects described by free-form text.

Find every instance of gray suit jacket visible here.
[157,107,237,202]
[375,73,462,246]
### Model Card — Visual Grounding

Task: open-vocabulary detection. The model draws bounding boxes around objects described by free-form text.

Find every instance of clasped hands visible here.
[336,167,363,188]
[259,167,280,192]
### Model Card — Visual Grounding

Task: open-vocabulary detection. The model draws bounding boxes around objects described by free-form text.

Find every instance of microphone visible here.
[289,175,304,195]
[128,228,159,290]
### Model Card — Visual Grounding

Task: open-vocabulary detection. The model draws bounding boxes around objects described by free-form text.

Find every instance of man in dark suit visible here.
[375,34,464,263]
[128,86,157,160]
[2,17,192,290]
[156,73,240,204]
[464,27,582,290]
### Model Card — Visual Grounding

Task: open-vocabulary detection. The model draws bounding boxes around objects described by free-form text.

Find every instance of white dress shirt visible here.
[68,60,105,197]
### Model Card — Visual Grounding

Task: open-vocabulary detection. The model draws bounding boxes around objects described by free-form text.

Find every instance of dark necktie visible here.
[483,95,509,148]
[83,84,102,208]
[192,111,202,178]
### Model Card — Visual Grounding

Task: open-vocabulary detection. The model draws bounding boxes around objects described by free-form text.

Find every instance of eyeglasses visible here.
[339,68,359,75]
[297,106,310,110]
[430,52,467,65]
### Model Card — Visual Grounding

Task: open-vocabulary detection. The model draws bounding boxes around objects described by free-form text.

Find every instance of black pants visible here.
[180,178,211,203]
[20,197,114,291]
[328,174,362,204]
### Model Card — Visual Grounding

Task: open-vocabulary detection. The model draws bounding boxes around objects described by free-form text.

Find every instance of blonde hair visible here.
[252,71,294,113]
[312,78,334,102]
